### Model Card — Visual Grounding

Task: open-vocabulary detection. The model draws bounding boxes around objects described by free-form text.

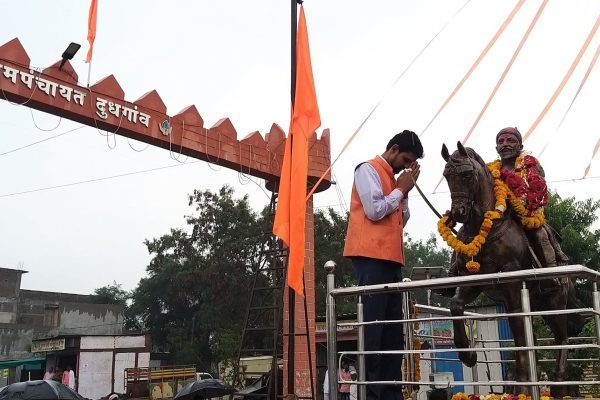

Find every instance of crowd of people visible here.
[42,366,76,390]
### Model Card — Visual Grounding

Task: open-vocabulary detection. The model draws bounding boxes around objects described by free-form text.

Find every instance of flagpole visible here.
[287,0,298,396]
[86,62,92,88]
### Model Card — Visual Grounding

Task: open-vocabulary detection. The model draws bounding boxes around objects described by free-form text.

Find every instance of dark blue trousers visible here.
[352,256,404,400]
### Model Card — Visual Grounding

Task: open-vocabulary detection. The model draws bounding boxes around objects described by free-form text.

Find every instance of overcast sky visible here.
[1,1,599,295]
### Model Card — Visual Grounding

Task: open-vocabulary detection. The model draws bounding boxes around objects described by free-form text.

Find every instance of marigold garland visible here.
[487,156,546,230]
[439,154,548,273]
[402,337,421,382]
[437,210,502,273]
[451,393,532,400]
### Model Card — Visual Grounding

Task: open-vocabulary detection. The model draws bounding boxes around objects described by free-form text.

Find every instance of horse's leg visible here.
[504,285,531,395]
[450,286,481,367]
[542,313,568,398]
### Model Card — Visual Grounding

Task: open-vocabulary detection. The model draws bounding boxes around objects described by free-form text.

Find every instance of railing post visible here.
[325,260,338,400]
[521,282,539,400]
[402,278,414,393]
[357,295,366,400]
[592,282,600,360]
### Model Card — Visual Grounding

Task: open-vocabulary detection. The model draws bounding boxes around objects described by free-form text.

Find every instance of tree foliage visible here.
[127,186,268,371]
[112,186,597,378]
[531,193,600,384]
[314,208,355,316]
[545,193,600,272]
[91,281,130,307]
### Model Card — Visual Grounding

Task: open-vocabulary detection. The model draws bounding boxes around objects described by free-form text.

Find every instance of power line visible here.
[0,161,201,198]
[2,162,597,200]
[0,126,85,157]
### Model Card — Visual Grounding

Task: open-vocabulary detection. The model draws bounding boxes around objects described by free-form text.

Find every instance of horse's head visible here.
[441,141,491,224]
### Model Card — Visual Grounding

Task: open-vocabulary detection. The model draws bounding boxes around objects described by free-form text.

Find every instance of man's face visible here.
[389,146,417,174]
[496,133,523,161]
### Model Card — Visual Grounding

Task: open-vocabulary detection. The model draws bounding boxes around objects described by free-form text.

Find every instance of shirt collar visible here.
[377,154,391,166]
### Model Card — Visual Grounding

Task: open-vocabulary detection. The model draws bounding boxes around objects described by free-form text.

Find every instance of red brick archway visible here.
[0,37,330,398]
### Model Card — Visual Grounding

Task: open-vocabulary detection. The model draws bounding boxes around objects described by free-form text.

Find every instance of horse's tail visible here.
[566,279,586,337]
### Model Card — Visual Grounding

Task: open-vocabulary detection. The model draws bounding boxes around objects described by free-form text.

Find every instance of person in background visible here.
[62,366,76,390]
[61,367,69,386]
[43,367,55,381]
[339,361,352,400]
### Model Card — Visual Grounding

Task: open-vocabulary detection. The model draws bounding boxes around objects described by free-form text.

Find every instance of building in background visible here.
[0,267,125,386]
[32,333,150,399]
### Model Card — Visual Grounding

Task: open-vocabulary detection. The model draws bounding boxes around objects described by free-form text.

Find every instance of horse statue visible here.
[440,141,583,397]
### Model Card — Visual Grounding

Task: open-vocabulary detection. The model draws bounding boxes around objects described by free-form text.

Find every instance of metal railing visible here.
[325,264,600,400]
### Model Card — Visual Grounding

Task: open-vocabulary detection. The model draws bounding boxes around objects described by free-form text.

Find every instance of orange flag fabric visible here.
[85,0,98,63]
[272,5,321,296]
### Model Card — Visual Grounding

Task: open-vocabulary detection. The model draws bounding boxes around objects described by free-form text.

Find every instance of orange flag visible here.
[85,0,98,63]
[272,5,321,296]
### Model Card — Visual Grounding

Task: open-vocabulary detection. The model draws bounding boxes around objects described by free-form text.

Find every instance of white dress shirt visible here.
[354,155,410,225]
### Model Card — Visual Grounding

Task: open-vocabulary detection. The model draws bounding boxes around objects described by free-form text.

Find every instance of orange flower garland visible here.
[438,154,547,273]
[402,337,421,381]
[487,158,545,229]
[451,393,533,400]
[437,210,502,273]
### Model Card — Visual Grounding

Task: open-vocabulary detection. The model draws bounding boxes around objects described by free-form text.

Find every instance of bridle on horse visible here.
[443,158,479,223]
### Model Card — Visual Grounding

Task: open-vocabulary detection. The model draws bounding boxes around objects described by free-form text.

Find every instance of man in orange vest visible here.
[343,130,423,400]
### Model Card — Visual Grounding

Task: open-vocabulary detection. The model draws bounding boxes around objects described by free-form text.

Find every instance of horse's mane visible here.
[446,147,491,181]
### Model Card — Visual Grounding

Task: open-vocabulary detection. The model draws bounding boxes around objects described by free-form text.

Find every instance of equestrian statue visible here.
[437,127,584,397]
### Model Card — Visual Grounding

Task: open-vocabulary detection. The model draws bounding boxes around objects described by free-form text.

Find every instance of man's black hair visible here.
[386,130,424,158]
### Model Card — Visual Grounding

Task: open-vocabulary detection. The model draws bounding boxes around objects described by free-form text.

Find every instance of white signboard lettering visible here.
[0,65,149,128]
[31,338,66,352]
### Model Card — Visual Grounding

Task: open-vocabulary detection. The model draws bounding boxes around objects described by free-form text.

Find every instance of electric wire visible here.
[0,125,86,157]
[331,169,348,214]
[29,108,62,132]
[126,137,151,152]
[0,168,597,201]
[0,161,201,198]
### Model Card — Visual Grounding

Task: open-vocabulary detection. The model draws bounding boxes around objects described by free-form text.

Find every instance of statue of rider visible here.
[494,127,568,269]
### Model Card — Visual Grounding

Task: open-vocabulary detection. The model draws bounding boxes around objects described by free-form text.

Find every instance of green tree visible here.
[544,193,600,273]
[543,193,600,307]
[128,186,267,372]
[91,281,130,307]
[314,208,355,316]
[403,234,452,307]
[534,193,600,385]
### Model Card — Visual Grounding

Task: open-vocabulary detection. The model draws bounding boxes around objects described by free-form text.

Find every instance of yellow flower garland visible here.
[402,337,421,381]
[438,156,545,273]
[437,210,502,273]
[487,159,545,229]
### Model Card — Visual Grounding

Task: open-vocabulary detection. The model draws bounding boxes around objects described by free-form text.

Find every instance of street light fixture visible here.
[59,42,81,71]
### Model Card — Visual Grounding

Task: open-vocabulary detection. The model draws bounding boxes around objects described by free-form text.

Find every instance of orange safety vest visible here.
[343,156,405,265]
